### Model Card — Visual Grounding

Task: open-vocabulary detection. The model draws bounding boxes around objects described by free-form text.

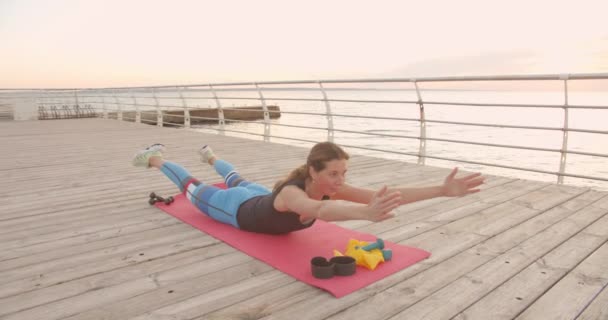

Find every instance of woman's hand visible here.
[366,186,402,221]
[441,168,484,197]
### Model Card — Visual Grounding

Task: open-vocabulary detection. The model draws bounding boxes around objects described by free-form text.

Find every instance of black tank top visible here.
[236,179,327,234]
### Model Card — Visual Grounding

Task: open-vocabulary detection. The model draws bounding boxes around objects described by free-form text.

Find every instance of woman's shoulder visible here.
[274,179,306,200]
[282,179,305,190]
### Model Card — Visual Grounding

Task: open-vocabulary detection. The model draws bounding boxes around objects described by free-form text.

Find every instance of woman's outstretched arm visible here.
[334,167,485,205]
[276,185,402,222]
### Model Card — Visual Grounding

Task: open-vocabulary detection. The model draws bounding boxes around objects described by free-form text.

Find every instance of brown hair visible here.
[273,141,350,192]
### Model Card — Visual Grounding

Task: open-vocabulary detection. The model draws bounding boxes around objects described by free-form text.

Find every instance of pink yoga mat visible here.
[155,183,431,298]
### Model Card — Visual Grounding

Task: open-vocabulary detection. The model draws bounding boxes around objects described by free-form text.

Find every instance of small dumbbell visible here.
[361,238,385,251]
[148,192,174,205]
[150,195,171,205]
[381,249,393,261]
[148,192,156,205]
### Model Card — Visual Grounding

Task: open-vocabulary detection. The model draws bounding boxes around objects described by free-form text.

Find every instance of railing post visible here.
[413,80,427,165]
[131,90,141,123]
[42,89,50,111]
[73,89,80,118]
[318,81,334,142]
[113,89,123,121]
[152,88,163,127]
[255,83,271,142]
[101,92,108,119]
[209,85,225,135]
[558,74,570,184]
[74,89,80,107]
[178,86,190,128]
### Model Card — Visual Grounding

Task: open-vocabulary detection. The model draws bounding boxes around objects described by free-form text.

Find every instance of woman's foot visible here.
[199,145,216,165]
[132,144,165,168]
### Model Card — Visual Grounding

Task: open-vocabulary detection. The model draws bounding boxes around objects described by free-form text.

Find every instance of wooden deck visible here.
[1,118,607,320]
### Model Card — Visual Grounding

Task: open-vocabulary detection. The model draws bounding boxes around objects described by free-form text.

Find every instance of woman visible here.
[132,142,484,234]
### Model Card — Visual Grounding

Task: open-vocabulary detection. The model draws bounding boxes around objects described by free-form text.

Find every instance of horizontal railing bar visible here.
[106,72,608,89]
[426,137,560,153]
[38,103,608,142]
[426,119,563,131]
[63,109,604,158]
[568,128,608,134]
[37,101,608,135]
[331,113,420,121]
[188,118,608,158]
[423,100,608,110]
[212,96,423,105]
[186,128,608,182]
[199,96,608,110]
[4,72,608,90]
[161,120,184,126]
[331,128,420,139]
[196,127,278,140]
[567,150,608,157]
[53,103,608,135]
[554,172,608,182]
[64,87,473,95]
[30,94,608,111]
[305,126,607,157]
[336,143,608,182]
[184,115,217,121]
[426,119,608,135]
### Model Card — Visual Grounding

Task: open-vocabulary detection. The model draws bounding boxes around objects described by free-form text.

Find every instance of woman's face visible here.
[310,159,348,195]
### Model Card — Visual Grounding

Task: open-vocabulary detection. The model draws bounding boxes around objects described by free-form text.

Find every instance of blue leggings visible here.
[160,159,271,228]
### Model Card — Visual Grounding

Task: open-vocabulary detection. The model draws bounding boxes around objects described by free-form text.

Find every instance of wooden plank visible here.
[1,214,179,260]
[516,241,608,320]
[61,261,278,320]
[0,225,203,281]
[128,271,293,320]
[204,281,316,319]
[0,242,235,315]
[455,206,608,319]
[387,194,608,319]
[3,259,272,320]
[3,237,232,297]
[576,282,608,320]
[0,196,174,235]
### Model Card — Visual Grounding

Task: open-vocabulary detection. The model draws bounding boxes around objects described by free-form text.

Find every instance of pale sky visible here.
[1,0,607,88]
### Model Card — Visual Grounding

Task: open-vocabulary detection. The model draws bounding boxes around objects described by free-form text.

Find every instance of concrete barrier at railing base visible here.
[13,96,39,121]
[0,104,13,120]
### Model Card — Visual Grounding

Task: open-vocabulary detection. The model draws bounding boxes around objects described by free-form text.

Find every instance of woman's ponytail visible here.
[273,164,309,192]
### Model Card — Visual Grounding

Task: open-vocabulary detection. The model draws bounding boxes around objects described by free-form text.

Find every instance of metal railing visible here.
[1,73,607,185]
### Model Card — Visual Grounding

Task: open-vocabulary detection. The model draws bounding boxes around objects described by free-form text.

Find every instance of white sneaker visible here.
[132,144,165,168]
[198,145,215,164]
[148,143,166,153]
